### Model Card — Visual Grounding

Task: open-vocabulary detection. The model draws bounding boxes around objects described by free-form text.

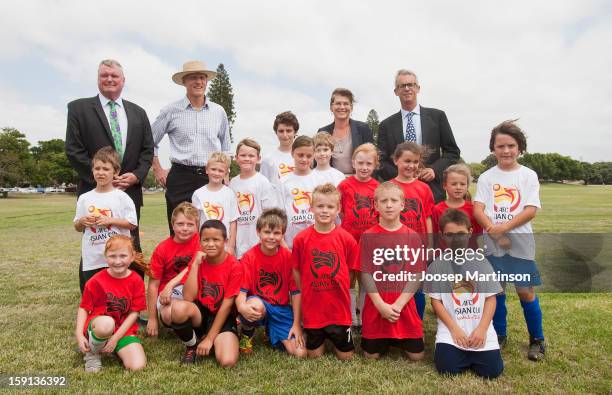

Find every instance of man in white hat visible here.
[151,60,231,232]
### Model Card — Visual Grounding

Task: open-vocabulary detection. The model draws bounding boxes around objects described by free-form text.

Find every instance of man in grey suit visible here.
[377,69,460,202]
[65,59,153,286]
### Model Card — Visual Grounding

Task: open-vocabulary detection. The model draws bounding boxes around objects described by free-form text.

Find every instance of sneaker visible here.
[239,333,253,354]
[497,334,507,348]
[527,338,546,361]
[84,352,102,373]
[181,345,198,365]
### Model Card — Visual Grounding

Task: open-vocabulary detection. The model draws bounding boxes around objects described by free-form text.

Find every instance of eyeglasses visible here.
[397,83,418,90]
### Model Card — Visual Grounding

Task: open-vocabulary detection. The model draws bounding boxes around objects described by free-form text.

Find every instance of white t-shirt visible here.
[191,185,239,234]
[74,189,138,271]
[312,167,346,187]
[474,165,541,260]
[229,172,279,258]
[260,148,294,189]
[278,171,325,249]
[424,257,502,351]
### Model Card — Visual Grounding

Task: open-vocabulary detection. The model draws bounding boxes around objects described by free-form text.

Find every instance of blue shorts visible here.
[487,254,542,287]
[239,296,294,348]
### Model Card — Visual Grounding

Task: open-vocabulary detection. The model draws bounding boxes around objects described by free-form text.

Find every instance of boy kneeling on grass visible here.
[236,208,307,357]
[424,209,504,379]
[170,220,242,367]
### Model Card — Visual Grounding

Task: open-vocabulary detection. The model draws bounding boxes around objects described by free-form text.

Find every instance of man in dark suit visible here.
[65,59,154,256]
[377,69,460,202]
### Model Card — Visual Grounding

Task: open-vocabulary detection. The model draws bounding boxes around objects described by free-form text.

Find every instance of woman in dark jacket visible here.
[318,88,373,175]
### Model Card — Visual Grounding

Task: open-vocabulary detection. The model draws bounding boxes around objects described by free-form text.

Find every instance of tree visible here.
[29,138,77,186]
[207,63,236,143]
[366,109,380,141]
[0,127,32,186]
[481,154,497,171]
[467,162,485,181]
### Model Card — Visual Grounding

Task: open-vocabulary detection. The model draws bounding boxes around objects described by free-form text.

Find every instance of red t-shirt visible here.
[80,269,146,337]
[183,254,242,314]
[291,226,358,329]
[391,178,434,235]
[240,245,298,305]
[431,201,482,234]
[358,224,424,339]
[338,176,379,241]
[149,233,201,294]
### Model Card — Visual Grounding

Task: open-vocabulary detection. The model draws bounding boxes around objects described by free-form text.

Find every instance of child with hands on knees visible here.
[75,235,147,373]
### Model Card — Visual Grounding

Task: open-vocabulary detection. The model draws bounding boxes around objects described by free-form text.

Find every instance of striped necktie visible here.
[108,101,123,158]
[405,111,416,142]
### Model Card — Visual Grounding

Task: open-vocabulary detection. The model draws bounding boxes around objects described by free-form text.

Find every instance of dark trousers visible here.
[434,343,503,379]
[79,205,143,293]
[165,163,208,235]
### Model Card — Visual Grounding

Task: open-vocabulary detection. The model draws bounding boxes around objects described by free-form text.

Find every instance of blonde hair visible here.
[99,59,123,71]
[207,152,231,170]
[92,146,121,174]
[256,208,288,233]
[313,132,335,150]
[291,135,314,153]
[236,138,261,156]
[443,164,472,201]
[312,183,341,206]
[171,202,200,228]
[104,235,149,276]
[352,143,380,167]
[374,181,405,201]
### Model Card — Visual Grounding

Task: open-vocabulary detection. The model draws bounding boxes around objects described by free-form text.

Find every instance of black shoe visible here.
[497,334,507,348]
[527,338,546,361]
[181,345,198,365]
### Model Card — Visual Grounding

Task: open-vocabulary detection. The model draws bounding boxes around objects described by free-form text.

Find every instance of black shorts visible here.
[304,325,355,352]
[195,302,238,336]
[361,337,424,355]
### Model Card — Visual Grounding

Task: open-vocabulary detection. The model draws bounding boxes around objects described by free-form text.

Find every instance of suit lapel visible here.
[123,100,133,162]
[419,107,432,145]
[92,97,113,143]
[392,111,404,146]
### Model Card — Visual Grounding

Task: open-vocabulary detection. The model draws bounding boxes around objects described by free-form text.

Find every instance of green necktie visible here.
[108,101,123,158]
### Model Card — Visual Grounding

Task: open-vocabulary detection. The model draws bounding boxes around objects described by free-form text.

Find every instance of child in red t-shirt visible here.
[75,235,147,373]
[236,208,306,357]
[391,142,435,319]
[292,183,359,360]
[337,142,380,333]
[432,164,482,238]
[170,220,242,367]
[359,182,425,360]
[146,202,201,337]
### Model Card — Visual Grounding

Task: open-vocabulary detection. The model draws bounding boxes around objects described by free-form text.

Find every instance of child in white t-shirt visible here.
[74,147,137,292]
[473,120,545,362]
[192,152,238,255]
[278,135,324,249]
[312,132,345,187]
[260,111,298,189]
[424,209,503,379]
[229,139,278,258]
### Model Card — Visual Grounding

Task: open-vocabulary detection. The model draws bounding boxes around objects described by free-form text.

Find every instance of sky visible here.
[1,0,611,167]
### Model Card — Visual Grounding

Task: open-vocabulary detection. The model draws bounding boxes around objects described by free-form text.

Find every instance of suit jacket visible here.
[318,118,374,167]
[376,106,460,202]
[65,96,154,207]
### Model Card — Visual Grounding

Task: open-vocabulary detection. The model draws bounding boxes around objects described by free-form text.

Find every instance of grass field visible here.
[0,184,611,394]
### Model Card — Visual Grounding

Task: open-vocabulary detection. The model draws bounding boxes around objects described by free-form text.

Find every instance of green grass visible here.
[0,185,611,393]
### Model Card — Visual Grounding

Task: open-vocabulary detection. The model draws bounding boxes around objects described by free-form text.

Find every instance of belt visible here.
[171,162,206,175]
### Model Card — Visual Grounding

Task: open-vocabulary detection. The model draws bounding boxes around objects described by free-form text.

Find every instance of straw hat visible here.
[172,60,217,86]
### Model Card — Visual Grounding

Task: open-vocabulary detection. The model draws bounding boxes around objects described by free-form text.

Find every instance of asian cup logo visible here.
[451,280,479,306]
[310,249,340,279]
[278,163,294,178]
[291,188,312,213]
[203,201,225,221]
[87,205,112,232]
[236,192,255,214]
[493,184,521,212]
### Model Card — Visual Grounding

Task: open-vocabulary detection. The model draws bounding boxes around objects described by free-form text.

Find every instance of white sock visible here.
[350,288,358,325]
[88,330,108,354]
[184,332,197,347]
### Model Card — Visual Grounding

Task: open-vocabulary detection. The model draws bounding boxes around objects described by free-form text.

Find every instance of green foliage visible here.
[143,170,159,189]
[207,63,236,142]
[481,153,497,170]
[366,109,380,141]
[467,162,485,181]
[29,138,77,186]
[0,127,32,186]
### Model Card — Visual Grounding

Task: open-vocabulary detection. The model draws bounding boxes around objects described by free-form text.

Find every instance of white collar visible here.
[401,104,420,118]
[99,93,123,107]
